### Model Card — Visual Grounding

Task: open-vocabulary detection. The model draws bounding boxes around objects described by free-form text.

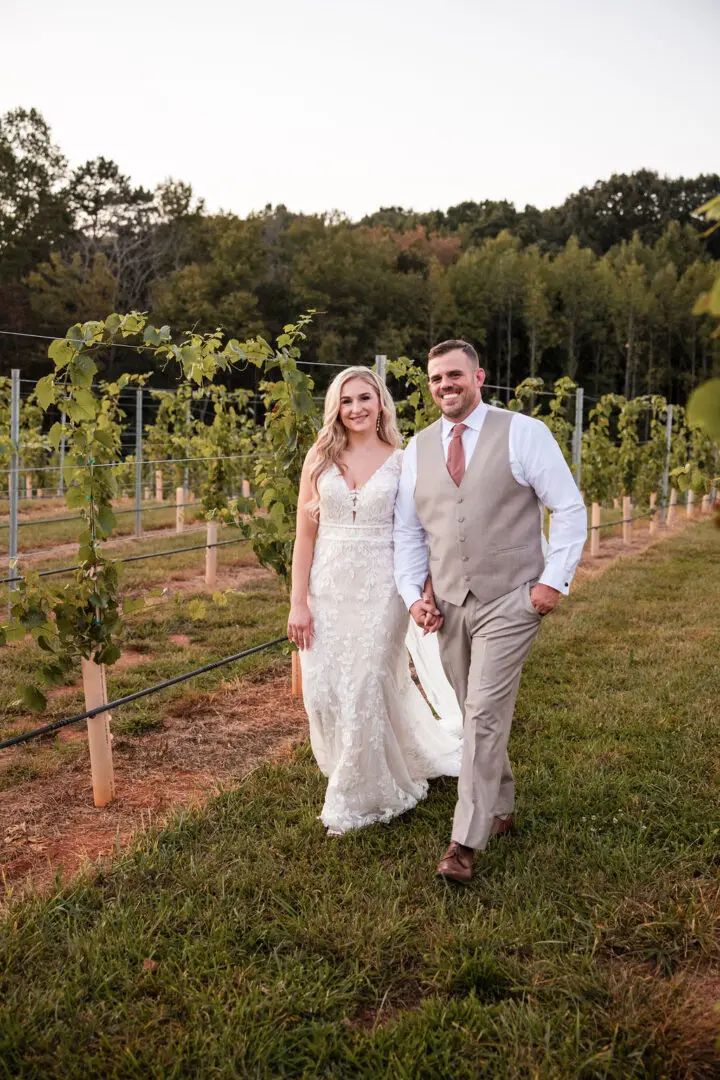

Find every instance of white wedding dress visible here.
[300,448,462,834]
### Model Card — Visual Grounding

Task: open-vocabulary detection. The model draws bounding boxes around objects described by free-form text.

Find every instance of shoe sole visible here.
[436,871,471,885]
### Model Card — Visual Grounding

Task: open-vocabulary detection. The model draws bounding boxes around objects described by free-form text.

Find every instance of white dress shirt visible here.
[393,401,587,609]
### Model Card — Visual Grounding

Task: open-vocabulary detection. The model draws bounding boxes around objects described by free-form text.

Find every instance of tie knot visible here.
[451,423,467,440]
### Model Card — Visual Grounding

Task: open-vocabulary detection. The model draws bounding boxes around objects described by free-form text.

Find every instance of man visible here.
[394,340,587,884]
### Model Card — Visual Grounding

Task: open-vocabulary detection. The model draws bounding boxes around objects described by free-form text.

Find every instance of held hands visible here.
[409,576,444,635]
[287,601,314,650]
[530,583,561,615]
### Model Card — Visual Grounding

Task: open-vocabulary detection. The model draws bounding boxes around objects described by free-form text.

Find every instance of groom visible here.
[394,340,587,883]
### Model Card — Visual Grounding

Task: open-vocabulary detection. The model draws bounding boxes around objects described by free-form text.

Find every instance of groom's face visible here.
[428,350,485,422]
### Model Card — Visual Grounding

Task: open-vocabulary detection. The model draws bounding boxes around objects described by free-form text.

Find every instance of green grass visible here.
[0,525,719,1077]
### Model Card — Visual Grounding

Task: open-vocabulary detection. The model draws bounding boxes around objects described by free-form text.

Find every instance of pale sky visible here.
[2,0,718,220]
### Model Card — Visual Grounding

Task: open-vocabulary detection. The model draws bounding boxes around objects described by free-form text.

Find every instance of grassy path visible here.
[1,525,718,1078]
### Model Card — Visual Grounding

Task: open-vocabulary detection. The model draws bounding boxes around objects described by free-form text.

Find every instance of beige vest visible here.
[414,408,544,606]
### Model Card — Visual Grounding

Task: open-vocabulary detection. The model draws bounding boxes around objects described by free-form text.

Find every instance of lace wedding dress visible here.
[300,448,462,834]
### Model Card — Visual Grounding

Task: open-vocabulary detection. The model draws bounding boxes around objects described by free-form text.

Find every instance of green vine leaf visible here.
[95,644,122,666]
[20,685,48,712]
[188,599,207,621]
[35,375,56,410]
[47,338,76,369]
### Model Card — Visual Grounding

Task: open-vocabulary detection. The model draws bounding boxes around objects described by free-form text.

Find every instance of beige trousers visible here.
[436,582,542,851]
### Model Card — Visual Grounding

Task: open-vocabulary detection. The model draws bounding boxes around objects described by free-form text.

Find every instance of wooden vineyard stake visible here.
[205,521,217,588]
[613,497,620,510]
[701,493,711,515]
[686,490,695,518]
[667,489,678,527]
[649,493,658,535]
[155,469,163,502]
[176,486,184,533]
[25,475,32,499]
[242,479,251,498]
[590,502,601,557]
[622,496,632,545]
[291,651,303,697]
[81,657,115,807]
[144,486,150,502]
[36,488,43,499]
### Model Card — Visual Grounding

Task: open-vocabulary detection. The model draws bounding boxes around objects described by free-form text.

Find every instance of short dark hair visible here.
[427,339,480,369]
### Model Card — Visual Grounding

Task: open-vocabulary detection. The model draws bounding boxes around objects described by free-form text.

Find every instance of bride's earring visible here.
[376,412,381,433]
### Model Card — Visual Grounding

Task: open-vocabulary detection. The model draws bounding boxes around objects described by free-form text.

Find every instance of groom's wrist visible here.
[401,585,424,610]
[538,567,572,595]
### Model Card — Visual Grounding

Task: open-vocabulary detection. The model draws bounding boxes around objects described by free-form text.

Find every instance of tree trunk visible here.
[529,322,537,378]
[568,321,576,380]
[623,312,635,398]
[593,345,602,398]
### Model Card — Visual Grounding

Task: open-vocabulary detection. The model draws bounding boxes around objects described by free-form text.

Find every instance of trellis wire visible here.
[0,636,288,750]
[1,453,266,476]
[0,536,250,586]
[0,500,229,531]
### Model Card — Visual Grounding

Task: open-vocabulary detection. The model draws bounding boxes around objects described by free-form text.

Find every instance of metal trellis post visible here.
[8,370,20,616]
[660,404,673,524]
[135,388,143,538]
[375,354,387,385]
[572,386,584,489]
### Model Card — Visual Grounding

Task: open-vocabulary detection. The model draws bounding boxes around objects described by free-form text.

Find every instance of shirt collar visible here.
[440,399,488,439]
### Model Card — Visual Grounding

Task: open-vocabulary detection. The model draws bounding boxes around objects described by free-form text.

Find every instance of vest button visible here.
[462,556,469,562]
[457,516,465,523]
[464,574,470,581]
[456,497,463,503]
[459,536,465,542]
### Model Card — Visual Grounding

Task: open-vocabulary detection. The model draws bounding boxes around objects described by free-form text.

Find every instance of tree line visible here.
[1,107,718,401]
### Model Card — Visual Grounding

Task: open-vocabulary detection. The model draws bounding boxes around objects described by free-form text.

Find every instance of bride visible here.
[288,366,462,836]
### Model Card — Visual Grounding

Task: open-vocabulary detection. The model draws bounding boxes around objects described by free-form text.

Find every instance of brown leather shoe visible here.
[489,814,515,840]
[436,841,474,884]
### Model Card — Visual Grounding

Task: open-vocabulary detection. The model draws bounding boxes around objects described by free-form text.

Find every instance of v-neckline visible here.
[338,449,397,494]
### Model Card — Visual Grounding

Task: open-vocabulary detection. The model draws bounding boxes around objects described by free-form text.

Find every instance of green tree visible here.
[550,236,602,382]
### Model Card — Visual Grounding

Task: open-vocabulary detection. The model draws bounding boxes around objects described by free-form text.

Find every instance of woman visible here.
[288,366,462,836]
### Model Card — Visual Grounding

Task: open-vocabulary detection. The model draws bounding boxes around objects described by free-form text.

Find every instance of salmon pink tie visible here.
[447,423,467,486]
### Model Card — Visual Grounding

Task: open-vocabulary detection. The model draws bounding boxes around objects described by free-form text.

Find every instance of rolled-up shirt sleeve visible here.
[511,417,587,595]
[393,439,430,609]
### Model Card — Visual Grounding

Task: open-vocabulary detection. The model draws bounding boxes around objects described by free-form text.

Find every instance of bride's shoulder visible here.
[388,446,404,470]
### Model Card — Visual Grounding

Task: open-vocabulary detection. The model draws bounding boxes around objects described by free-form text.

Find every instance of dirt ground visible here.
[0,515,703,904]
[1,666,307,901]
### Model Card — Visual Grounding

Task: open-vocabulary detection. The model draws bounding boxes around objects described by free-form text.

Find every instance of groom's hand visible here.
[410,598,443,634]
[421,576,444,634]
[530,583,561,615]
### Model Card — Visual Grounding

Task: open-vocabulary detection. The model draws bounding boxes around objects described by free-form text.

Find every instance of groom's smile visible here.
[428,348,486,422]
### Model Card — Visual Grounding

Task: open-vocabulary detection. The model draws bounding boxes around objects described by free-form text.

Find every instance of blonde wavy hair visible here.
[306,366,402,519]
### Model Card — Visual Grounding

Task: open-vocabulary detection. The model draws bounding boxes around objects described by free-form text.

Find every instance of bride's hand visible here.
[288,602,314,650]
[421,576,444,634]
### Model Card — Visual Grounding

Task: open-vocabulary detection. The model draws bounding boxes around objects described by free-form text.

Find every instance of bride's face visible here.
[338,378,380,435]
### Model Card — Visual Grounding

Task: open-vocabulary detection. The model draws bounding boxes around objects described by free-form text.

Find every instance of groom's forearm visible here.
[541,497,587,594]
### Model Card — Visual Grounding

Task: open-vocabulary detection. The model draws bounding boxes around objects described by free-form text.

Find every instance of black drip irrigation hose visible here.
[591,507,659,532]
[0,636,288,750]
[0,537,249,585]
